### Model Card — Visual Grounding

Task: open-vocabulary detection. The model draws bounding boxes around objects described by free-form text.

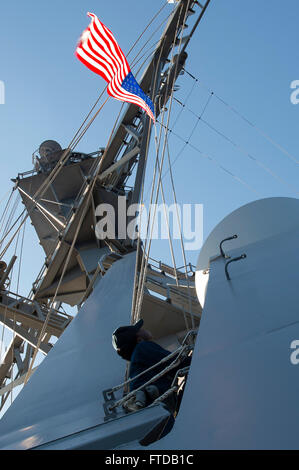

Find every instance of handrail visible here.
[108,344,191,412]
[0,289,72,321]
[102,330,197,416]
[147,256,194,276]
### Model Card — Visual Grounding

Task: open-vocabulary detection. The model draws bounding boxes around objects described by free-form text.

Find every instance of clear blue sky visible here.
[0,0,298,295]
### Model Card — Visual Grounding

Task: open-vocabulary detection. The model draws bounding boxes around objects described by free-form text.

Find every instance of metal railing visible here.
[102,330,197,419]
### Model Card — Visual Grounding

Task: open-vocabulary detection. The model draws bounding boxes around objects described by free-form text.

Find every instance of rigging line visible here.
[71,7,169,146]
[35,101,109,201]
[71,42,162,151]
[173,96,299,195]
[16,214,27,296]
[0,302,10,372]
[148,0,191,200]
[131,118,156,324]
[130,126,155,321]
[0,210,26,260]
[183,68,299,166]
[23,101,127,386]
[134,1,192,321]
[0,98,109,258]
[0,5,173,259]
[170,79,198,131]
[25,161,114,385]
[0,5,178,366]
[4,216,22,404]
[131,34,169,322]
[152,142,195,330]
[158,120,262,197]
[68,89,107,151]
[180,0,211,55]
[18,187,66,229]
[165,136,195,328]
[26,145,110,302]
[111,344,190,410]
[0,155,69,253]
[34,205,61,233]
[141,75,210,206]
[133,4,186,319]
[4,55,130,255]
[133,119,165,319]
[135,0,193,317]
[75,8,170,168]
[131,11,175,71]
[69,1,168,151]
[0,188,14,211]
[133,111,167,320]
[1,193,20,241]
[199,116,299,196]
[131,18,169,67]
[143,89,213,201]
[69,97,110,151]
[38,199,73,208]
[0,7,173,259]
[24,180,100,384]
[131,111,165,322]
[0,189,15,238]
[9,311,17,407]
[72,108,125,209]
[132,129,162,323]
[111,342,188,393]
[0,206,60,265]
[0,40,139,252]
[131,7,179,320]
[0,196,21,255]
[36,105,106,203]
[165,91,213,177]
[46,95,108,194]
[154,145,181,286]
[9,310,19,406]
[127,0,168,58]
[132,39,162,76]
[0,188,27,395]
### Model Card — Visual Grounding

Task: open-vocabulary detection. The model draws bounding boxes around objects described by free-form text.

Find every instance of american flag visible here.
[76,12,155,122]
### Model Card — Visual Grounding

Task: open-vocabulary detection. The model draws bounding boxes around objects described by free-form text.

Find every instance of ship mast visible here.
[0,0,210,413]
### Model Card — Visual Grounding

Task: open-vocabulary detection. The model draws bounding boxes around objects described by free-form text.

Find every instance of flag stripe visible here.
[98,18,130,74]
[89,21,121,76]
[75,48,112,83]
[76,13,155,122]
[85,34,116,79]
[87,29,118,78]
[91,14,128,77]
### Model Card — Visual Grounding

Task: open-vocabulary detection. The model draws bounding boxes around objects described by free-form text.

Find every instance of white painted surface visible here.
[196,197,299,271]
[0,252,136,450]
[34,404,170,450]
[152,225,299,449]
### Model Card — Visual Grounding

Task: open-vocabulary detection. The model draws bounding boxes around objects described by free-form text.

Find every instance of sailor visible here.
[112,319,191,412]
